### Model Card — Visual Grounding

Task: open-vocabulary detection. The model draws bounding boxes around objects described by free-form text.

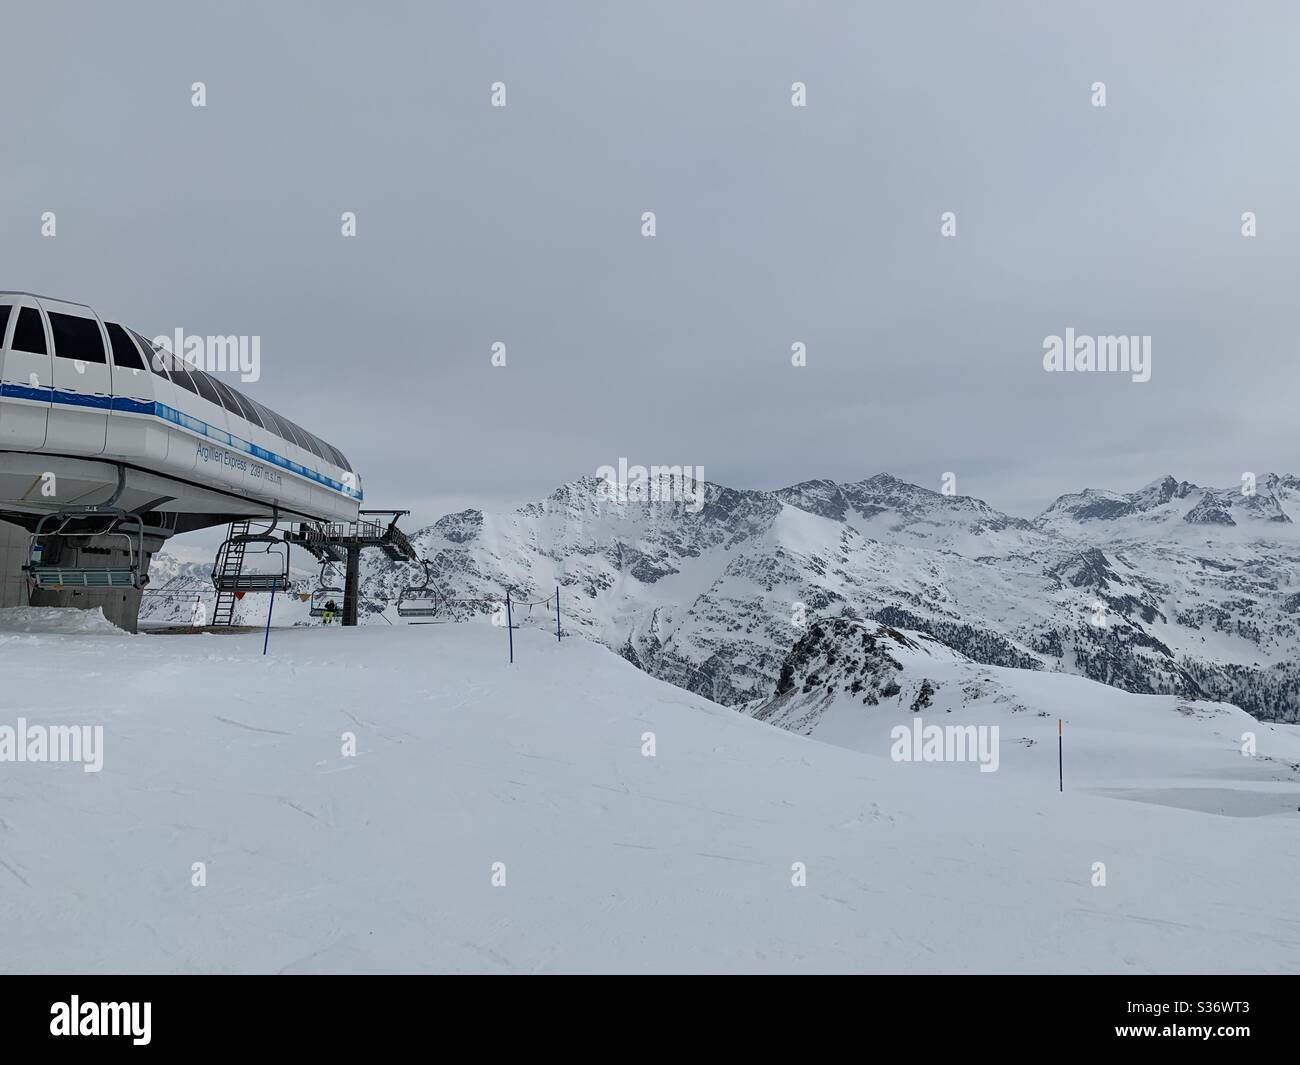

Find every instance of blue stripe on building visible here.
[0,383,361,500]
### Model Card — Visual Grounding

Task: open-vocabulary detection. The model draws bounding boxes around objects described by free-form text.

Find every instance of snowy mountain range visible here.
[142,471,1300,722]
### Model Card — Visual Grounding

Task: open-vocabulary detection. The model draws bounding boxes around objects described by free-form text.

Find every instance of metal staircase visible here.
[211,520,250,626]
[285,521,346,564]
[282,510,418,626]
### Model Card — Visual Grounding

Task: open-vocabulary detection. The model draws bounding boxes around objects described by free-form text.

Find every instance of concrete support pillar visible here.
[0,517,30,610]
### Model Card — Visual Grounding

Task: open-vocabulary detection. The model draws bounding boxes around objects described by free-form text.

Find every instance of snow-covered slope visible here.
[747,618,1300,809]
[0,616,1296,973]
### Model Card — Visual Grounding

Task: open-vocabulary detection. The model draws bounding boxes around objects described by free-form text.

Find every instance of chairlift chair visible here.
[309,563,345,617]
[24,509,148,590]
[397,559,439,618]
[211,534,291,593]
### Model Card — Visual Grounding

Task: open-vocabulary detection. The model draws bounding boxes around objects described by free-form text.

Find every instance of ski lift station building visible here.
[0,292,363,631]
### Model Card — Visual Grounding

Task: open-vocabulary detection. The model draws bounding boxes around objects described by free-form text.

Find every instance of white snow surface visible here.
[0,606,121,635]
[0,617,1297,974]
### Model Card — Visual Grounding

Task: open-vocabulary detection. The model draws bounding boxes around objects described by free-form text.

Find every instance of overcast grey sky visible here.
[3,0,1297,528]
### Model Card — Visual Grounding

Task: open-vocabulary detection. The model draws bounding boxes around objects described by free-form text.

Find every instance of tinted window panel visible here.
[326,444,351,472]
[270,414,294,445]
[188,368,224,408]
[268,410,295,444]
[292,423,321,457]
[148,341,202,395]
[228,388,264,427]
[131,331,169,377]
[253,402,279,436]
[49,312,107,364]
[12,308,47,354]
[284,420,309,451]
[206,375,241,414]
[0,305,11,346]
[105,323,146,370]
[223,384,263,426]
[170,364,200,394]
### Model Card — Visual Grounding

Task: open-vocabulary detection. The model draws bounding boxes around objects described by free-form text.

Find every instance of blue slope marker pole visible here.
[264,581,278,656]
[506,589,514,664]
[555,585,561,642]
[1058,718,1063,793]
